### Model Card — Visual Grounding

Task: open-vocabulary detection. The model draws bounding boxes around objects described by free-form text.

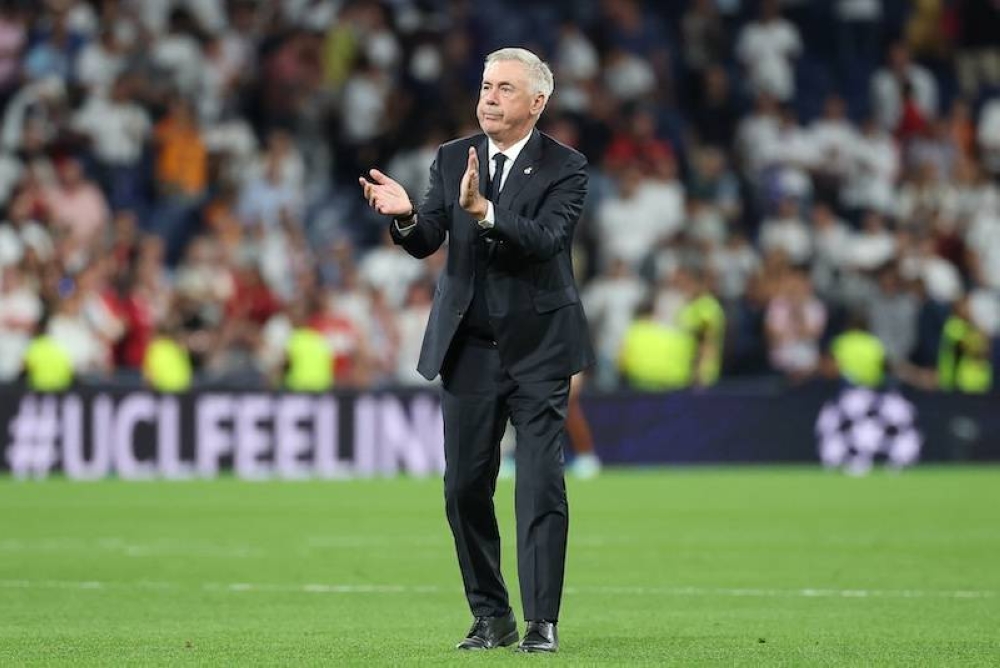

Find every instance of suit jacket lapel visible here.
[498,129,542,209]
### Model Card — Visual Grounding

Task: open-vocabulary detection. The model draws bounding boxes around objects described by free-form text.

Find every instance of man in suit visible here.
[359,47,593,653]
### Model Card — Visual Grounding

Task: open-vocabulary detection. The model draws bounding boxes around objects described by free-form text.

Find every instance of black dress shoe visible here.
[517,620,558,653]
[455,610,518,650]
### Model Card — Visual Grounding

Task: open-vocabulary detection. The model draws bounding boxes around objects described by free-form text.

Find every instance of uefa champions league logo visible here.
[815,387,923,476]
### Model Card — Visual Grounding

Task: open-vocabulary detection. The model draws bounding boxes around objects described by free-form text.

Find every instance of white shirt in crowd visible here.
[341,71,390,143]
[870,63,938,131]
[737,110,780,179]
[359,246,425,309]
[395,303,433,385]
[759,214,812,265]
[810,117,860,179]
[152,32,204,95]
[47,311,106,374]
[842,128,900,213]
[0,284,41,380]
[967,211,1000,292]
[709,240,761,300]
[736,18,802,101]
[978,99,1000,174]
[582,272,647,362]
[846,229,896,270]
[595,179,684,269]
[835,0,882,21]
[75,41,126,94]
[0,218,54,267]
[72,94,151,166]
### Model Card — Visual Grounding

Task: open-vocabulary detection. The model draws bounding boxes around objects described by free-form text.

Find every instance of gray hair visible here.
[484,48,554,99]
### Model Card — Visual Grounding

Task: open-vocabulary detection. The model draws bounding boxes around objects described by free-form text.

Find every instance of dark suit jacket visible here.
[390,129,595,382]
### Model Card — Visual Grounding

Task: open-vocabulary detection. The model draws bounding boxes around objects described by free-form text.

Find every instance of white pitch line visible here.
[0,580,994,600]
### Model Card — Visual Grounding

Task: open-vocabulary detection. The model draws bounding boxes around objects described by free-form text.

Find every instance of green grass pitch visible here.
[1,466,998,666]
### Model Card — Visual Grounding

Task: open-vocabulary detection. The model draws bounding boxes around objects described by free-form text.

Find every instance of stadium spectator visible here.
[143,320,192,393]
[871,42,939,132]
[938,295,993,393]
[676,265,725,387]
[765,269,827,381]
[735,0,802,102]
[827,310,887,388]
[582,257,648,389]
[0,262,41,381]
[620,299,696,391]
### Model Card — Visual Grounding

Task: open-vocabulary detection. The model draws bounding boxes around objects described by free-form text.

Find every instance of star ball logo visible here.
[815,388,923,475]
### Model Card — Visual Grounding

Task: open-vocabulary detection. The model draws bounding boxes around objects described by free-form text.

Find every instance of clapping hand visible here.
[459,147,488,220]
[359,169,413,217]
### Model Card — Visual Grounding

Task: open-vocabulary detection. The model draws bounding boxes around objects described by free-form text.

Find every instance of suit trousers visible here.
[440,335,570,622]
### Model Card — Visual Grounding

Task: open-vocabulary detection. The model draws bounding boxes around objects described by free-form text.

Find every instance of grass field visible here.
[1,466,998,666]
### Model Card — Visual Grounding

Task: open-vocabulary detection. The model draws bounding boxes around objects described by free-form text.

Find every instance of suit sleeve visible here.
[389,146,449,259]
[488,152,587,261]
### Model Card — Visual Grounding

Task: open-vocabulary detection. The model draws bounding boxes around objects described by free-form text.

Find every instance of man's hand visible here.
[459,147,488,220]
[359,169,413,217]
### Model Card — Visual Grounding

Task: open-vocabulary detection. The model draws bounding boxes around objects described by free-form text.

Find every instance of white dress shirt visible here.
[481,130,533,226]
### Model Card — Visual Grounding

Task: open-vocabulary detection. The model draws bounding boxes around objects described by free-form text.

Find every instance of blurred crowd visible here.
[0,0,998,393]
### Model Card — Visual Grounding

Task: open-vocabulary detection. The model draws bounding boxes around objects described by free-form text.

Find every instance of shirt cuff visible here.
[394,216,417,236]
[478,202,495,229]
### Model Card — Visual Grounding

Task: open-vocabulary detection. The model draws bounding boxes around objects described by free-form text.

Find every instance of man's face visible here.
[477,60,545,145]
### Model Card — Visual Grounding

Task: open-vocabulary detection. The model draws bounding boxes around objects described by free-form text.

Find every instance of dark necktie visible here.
[488,153,507,203]
[465,153,507,341]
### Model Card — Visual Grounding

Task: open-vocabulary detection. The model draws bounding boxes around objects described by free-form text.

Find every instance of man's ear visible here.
[531,94,547,116]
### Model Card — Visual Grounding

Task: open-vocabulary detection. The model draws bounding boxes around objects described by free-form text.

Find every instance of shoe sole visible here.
[516,645,557,653]
[456,630,519,650]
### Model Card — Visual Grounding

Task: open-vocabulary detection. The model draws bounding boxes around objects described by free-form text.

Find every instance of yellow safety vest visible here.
[285,327,333,392]
[939,316,992,393]
[620,320,696,391]
[24,335,73,392]
[678,293,725,385]
[831,330,885,388]
[143,336,193,393]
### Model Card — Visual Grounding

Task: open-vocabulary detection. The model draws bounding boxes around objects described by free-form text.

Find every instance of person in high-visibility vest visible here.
[143,323,193,393]
[829,311,886,388]
[938,296,992,393]
[23,332,74,392]
[675,266,725,386]
[619,300,696,391]
[283,300,333,392]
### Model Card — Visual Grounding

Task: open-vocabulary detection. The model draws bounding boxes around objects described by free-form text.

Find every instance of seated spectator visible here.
[0,263,42,381]
[582,258,648,389]
[867,264,920,370]
[395,280,434,386]
[870,42,938,132]
[143,320,193,393]
[71,74,151,211]
[978,97,1000,177]
[826,311,887,388]
[619,299,696,392]
[46,286,108,377]
[938,295,993,393]
[735,0,801,101]
[595,163,684,270]
[765,269,827,381]
[42,155,110,264]
[675,266,726,387]
[759,197,812,266]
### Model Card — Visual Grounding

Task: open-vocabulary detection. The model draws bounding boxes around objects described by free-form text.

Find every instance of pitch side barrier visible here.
[0,383,996,479]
